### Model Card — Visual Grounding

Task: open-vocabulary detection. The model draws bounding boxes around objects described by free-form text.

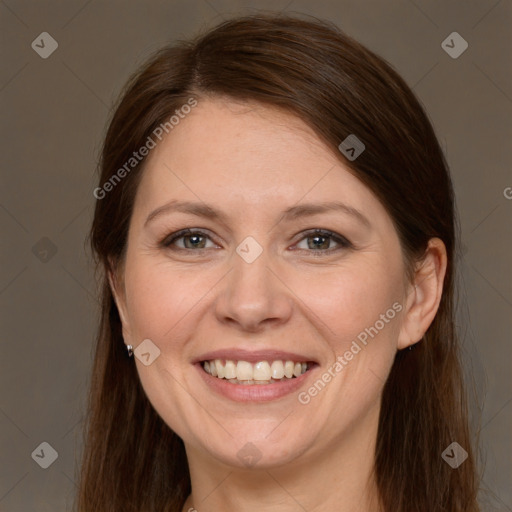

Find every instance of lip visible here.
[192,348,318,365]
[194,361,319,402]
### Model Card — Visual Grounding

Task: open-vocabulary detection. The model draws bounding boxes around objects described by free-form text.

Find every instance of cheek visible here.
[122,262,209,432]
[291,261,402,351]
[123,259,212,341]
[126,252,216,316]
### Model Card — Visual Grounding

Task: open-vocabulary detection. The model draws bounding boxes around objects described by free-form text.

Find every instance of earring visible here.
[126,344,134,357]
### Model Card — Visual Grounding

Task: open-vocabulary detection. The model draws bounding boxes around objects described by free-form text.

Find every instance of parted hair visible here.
[78,13,480,512]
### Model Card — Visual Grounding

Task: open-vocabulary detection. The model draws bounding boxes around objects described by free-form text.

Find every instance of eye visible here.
[161,229,218,250]
[160,228,352,254]
[293,229,352,253]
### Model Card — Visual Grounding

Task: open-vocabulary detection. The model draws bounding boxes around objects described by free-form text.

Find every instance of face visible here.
[112,97,412,470]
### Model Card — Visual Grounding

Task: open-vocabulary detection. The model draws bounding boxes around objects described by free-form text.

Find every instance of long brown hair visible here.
[78,13,480,511]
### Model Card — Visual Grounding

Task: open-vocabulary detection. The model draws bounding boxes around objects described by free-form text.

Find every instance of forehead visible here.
[149,98,335,174]
[132,97,386,225]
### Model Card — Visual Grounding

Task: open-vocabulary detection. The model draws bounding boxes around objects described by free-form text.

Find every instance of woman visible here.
[78,14,480,512]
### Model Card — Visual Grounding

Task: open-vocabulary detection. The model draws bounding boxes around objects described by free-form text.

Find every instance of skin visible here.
[110,97,447,512]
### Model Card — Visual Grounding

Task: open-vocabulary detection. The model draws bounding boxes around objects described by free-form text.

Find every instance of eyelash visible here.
[160,228,353,255]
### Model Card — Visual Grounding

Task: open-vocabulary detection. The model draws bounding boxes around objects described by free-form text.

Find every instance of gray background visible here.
[1,1,510,510]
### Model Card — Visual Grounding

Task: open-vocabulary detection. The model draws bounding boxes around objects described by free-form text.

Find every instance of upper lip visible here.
[192,349,318,364]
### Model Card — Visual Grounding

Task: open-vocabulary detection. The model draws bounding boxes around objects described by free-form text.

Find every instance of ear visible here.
[397,238,447,350]
[107,260,133,345]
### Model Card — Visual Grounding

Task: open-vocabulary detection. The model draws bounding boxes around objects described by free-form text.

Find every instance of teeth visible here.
[215,359,225,379]
[253,361,271,381]
[271,360,285,379]
[236,361,253,381]
[224,360,237,379]
[284,361,294,378]
[202,359,309,384]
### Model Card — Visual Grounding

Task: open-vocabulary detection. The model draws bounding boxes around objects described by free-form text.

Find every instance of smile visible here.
[202,359,309,384]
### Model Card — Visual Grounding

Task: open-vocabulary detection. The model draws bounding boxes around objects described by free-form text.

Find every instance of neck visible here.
[181,401,383,512]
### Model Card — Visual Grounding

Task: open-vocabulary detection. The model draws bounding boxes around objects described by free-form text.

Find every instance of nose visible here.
[213,246,293,333]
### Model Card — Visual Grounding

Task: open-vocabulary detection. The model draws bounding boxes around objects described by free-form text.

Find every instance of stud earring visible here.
[126,344,134,357]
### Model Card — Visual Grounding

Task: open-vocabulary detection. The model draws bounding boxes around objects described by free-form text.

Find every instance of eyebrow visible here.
[144,199,371,229]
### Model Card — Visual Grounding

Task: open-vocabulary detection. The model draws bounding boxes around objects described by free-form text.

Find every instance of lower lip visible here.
[195,363,317,402]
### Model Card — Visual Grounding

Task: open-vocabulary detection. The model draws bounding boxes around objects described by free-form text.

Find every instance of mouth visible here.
[201,359,313,385]
[193,350,319,402]
[191,347,320,403]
